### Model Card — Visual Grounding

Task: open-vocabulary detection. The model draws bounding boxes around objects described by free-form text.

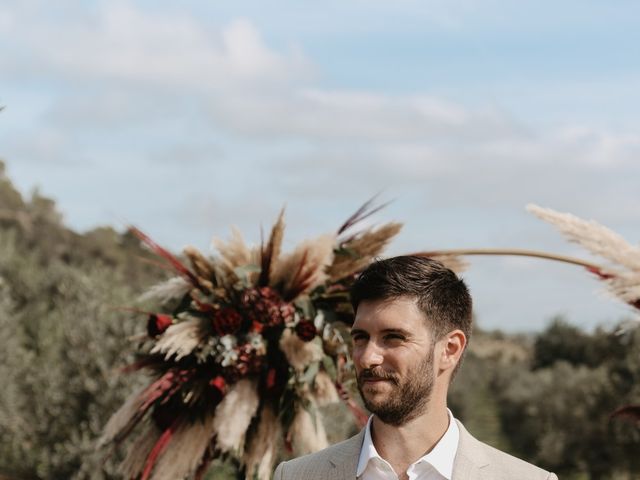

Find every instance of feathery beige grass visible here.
[150,318,204,361]
[212,379,260,454]
[328,222,402,281]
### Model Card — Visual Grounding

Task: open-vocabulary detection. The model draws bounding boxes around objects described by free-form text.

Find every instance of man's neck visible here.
[370,400,450,478]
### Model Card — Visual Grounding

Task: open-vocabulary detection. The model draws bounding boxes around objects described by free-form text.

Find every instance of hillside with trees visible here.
[0,161,638,479]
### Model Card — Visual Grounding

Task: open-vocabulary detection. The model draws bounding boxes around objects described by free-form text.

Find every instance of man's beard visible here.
[356,346,435,426]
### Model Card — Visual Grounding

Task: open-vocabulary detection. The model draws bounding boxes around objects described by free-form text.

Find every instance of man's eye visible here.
[384,334,405,342]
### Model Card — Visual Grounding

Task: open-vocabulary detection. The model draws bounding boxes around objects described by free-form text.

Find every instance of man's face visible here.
[351,297,437,426]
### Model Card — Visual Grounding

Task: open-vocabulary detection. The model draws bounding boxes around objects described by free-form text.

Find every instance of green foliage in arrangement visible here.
[0,160,639,479]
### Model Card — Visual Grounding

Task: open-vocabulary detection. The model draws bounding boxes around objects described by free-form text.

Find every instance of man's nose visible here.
[357,341,384,369]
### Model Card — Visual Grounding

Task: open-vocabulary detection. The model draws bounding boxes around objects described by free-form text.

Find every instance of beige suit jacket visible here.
[273,420,558,480]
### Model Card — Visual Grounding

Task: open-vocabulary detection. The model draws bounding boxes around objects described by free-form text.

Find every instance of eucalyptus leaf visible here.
[300,361,320,385]
[322,356,337,381]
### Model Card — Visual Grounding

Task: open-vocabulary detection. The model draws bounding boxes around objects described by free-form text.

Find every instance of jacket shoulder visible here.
[456,421,556,480]
[475,441,557,480]
[273,434,362,480]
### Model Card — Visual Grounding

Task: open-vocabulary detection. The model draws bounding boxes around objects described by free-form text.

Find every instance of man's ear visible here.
[438,330,466,373]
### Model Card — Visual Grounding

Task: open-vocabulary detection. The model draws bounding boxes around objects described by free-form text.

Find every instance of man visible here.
[274,256,557,480]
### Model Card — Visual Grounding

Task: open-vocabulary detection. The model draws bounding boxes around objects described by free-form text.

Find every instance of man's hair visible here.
[350,255,473,347]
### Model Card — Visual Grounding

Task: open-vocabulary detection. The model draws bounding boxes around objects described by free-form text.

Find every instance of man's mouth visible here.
[358,369,397,386]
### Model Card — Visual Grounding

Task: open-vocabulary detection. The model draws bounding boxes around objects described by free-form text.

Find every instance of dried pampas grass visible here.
[184,246,216,292]
[259,209,286,286]
[98,385,147,447]
[150,318,204,361]
[313,371,340,406]
[212,379,260,454]
[138,276,192,304]
[271,233,336,300]
[606,272,640,305]
[119,422,162,479]
[290,398,329,456]
[328,223,402,281]
[244,406,282,480]
[527,204,640,271]
[279,328,324,371]
[213,227,261,287]
[528,204,640,311]
[149,414,216,480]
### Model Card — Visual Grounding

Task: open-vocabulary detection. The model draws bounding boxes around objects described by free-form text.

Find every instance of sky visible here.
[1,0,639,332]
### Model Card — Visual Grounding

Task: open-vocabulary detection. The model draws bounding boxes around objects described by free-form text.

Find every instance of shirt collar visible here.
[356,409,460,479]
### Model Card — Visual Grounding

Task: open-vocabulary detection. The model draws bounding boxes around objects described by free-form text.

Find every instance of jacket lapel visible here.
[327,429,366,480]
[452,420,490,480]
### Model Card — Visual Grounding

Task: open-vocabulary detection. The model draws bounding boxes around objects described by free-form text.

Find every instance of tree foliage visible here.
[493,320,640,479]
[0,162,166,479]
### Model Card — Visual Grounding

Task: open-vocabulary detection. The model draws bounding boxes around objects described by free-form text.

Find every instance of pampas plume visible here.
[271,233,336,300]
[528,204,640,310]
[606,272,640,307]
[259,208,286,286]
[150,318,204,361]
[119,422,162,479]
[213,227,261,287]
[138,276,191,304]
[313,371,340,406]
[289,398,329,456]
[328,223,402,281]
[184,246,216,291]
[98,385,147,447]
[244,406,282,480]
[149,414,217,480]
[212,379,260,454]
[279,328,324,371]
[527,204,640,271]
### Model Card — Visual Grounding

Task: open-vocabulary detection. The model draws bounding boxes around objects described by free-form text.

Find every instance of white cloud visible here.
[554,126,640,168]
[3,4,312,91]
[208,89,521,142]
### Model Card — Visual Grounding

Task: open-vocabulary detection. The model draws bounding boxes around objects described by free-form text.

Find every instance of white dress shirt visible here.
[356,410,460,480]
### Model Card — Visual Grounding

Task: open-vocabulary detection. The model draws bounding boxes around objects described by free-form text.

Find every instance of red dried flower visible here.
[234,343,264,376]
[212,307,243,336]
[147,314,173,337]
[241,287,295,328]
[266,368,277,389]
[209,375,227,394]
[295,319,317,342]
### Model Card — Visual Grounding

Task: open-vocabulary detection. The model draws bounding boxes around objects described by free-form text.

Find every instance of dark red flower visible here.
[241,287,295,328]
[147,314,173,337]
[295,319,317,342]
[212,307,243,336]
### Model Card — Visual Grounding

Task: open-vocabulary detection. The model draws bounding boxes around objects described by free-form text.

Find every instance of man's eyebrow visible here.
[350,328,412,336]
[380,328,411,336]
